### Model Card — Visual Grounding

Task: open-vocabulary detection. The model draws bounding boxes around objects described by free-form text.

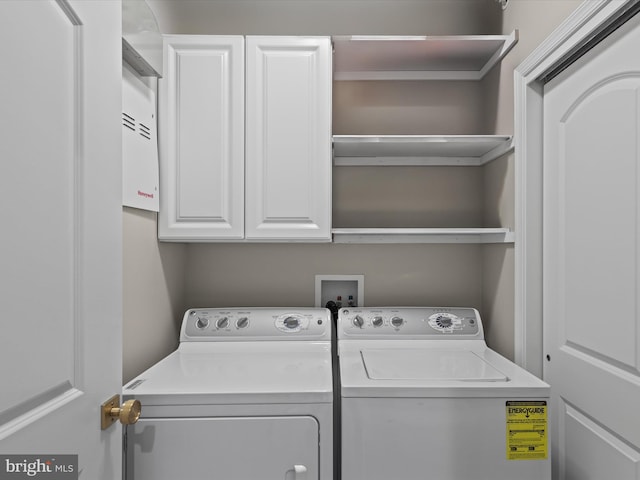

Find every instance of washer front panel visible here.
[341,396,550,480]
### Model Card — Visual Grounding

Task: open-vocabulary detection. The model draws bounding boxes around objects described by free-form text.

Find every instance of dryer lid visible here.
[361,349,508,382]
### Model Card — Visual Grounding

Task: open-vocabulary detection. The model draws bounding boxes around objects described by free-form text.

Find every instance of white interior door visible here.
[0,0,123,477]
[543,12,640,480]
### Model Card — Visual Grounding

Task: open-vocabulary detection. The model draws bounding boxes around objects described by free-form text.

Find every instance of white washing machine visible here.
[123,308,333,480]
[338,307,551,480]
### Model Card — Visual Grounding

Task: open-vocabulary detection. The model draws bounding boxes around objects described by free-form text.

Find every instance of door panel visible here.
[563,404,640,480]
[561,77,640,369]
[543,12,640,480]
[0,0,122,476]
[128,416,319,480]
[0,0,77,420]
[245,36,332,241]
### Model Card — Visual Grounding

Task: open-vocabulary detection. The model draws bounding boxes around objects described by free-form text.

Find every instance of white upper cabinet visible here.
[159,35,332,242]
[246,37,332,241]
[159,35,245,241]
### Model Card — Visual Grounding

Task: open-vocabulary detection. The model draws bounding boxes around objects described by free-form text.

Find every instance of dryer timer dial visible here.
[275,314,306,332]
[283,316,301,329]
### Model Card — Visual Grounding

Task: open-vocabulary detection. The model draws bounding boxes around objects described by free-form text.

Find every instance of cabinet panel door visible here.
[246,37,332,241]
[159,36,245,240]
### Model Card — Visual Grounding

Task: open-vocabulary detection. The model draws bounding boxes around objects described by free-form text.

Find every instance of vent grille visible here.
[122,112,153,141]
[139,122,151,140]
[122,112,135,132]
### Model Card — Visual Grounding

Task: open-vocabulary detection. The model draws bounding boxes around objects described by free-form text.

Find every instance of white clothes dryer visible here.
[123,308,333,480]
[338,307,550,480]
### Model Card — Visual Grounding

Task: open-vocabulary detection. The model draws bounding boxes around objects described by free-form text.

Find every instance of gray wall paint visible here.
[334,80,485,135]
[147,0,500,36]
[479,0,582,360]
[184,243,483,309]
[333,167,485,229]
[123,208,187,383]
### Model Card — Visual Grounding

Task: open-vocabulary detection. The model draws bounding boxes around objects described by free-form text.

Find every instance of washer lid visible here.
[362,349,507,381]
[339,344,551,398]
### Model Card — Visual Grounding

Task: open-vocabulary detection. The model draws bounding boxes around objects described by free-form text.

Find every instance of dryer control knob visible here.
[391,316,404,328]
[283,316,301,329]
[196,317,209,329]
[216,317,230,329]
[352,315,364,328]
[372,316,384,327]
[236,317,249,329]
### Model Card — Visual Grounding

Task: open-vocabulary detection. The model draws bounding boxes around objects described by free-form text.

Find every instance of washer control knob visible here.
[372,316,384,327]
[391,316,404,328]
[283,316,300,329]
[215,317,229,329]
[195,317,209,329]
[437,315,452,328]
[352,315,364,328]
[236,317,249,329]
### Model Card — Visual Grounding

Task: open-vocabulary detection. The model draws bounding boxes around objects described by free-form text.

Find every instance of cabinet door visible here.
[246,37,332,241]
[159,35,245,240]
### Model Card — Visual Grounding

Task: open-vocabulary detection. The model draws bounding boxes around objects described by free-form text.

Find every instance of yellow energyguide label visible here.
[506,401,548,460]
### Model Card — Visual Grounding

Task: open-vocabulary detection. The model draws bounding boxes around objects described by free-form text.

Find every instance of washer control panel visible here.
[339,307,481,338]
[181,308,331,341]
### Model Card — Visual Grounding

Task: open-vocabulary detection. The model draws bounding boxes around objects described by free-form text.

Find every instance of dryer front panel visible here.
[126,416,319,480]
